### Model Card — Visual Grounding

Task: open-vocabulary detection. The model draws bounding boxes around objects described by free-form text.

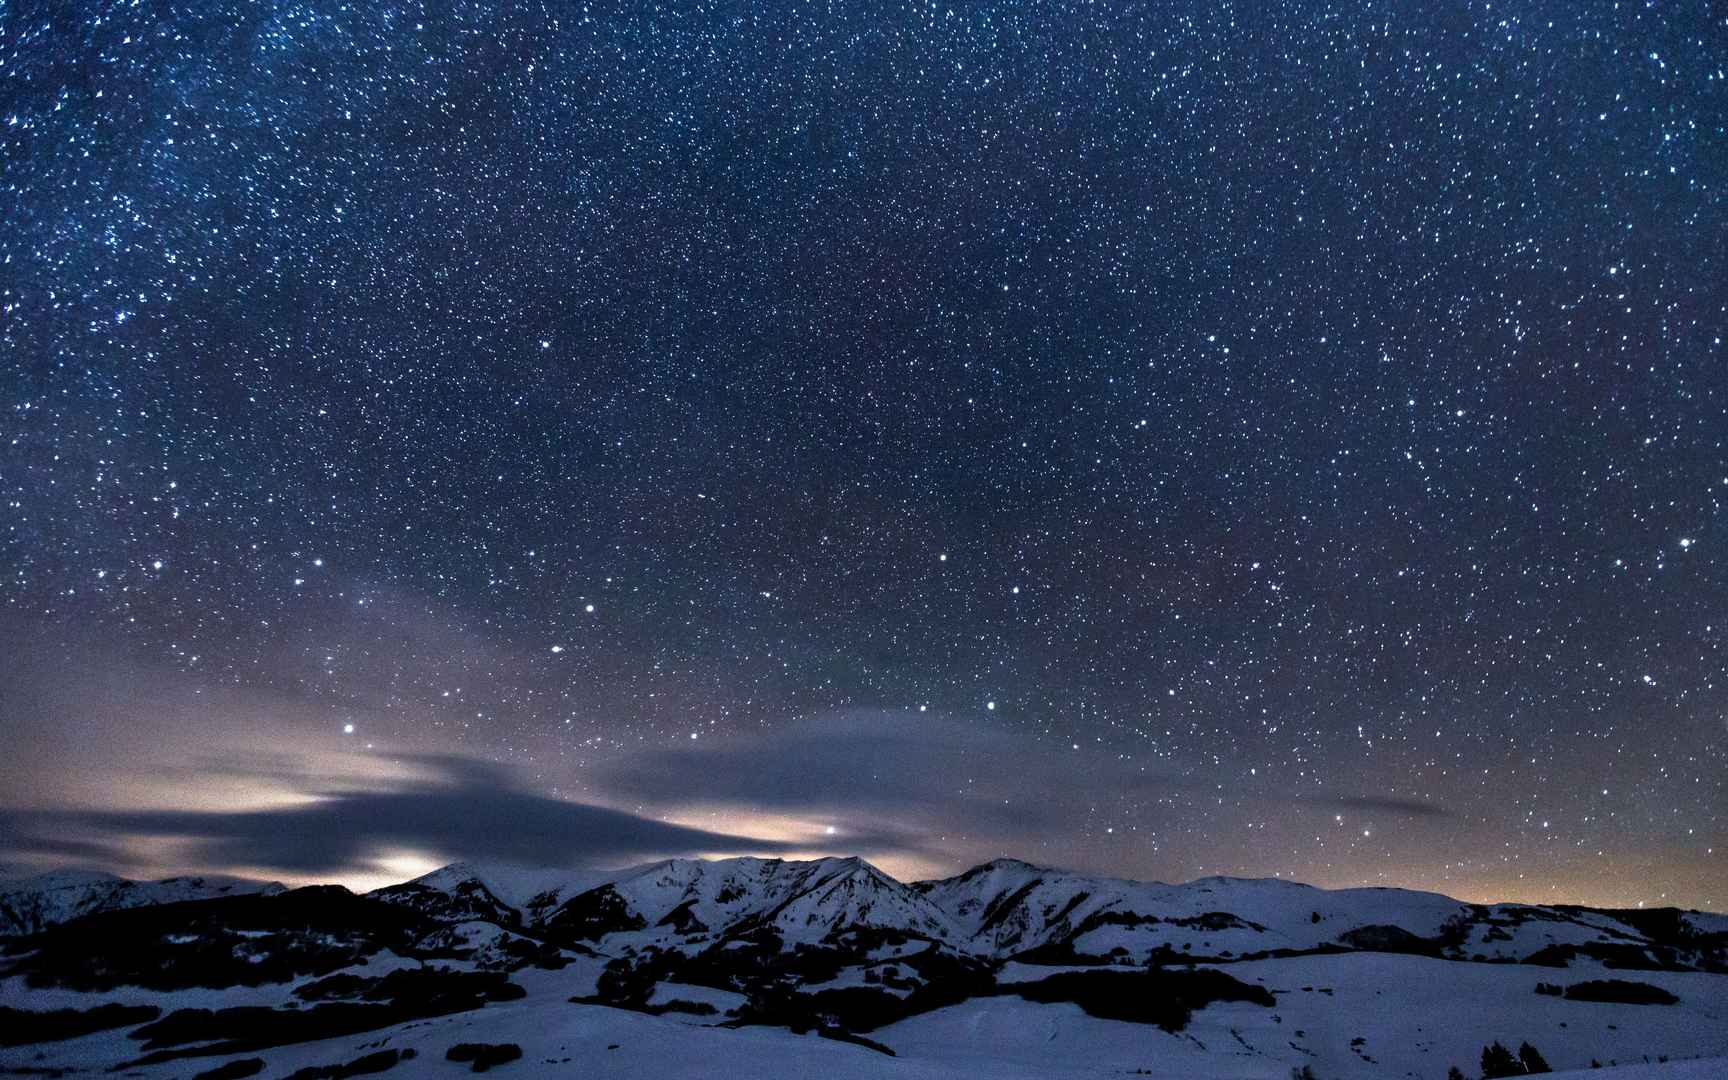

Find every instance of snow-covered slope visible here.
[882,954,1728,1079]
[0,869,285,936]
[4,950,1726,1079]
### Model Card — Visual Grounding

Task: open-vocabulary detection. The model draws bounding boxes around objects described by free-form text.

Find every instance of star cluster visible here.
[2,1,1724,906]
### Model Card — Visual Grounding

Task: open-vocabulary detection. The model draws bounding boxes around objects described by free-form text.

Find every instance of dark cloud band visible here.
[0,753,820,876]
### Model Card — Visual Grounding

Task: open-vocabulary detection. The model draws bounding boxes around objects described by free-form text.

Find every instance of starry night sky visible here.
[2,1,1724,908]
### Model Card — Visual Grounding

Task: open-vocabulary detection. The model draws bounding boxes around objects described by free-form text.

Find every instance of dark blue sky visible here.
[2,1,1723,907]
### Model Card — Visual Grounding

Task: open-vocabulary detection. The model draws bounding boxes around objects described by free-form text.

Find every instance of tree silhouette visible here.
[1481,1041,1523,1078]
[1518,1042,1552,1073]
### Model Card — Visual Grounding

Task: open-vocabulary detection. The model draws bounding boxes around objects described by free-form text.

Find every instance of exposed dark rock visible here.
[657,899,709,934]
[1167,911,1267,933]
[975,880,1042,935]
[540,884,645,944]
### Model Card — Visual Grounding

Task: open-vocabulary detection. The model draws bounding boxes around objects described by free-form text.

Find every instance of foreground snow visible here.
[5,950,1726,1078]
[1548,1062,1728,1079]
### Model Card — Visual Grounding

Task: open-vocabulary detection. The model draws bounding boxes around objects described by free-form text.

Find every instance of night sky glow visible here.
[2,2,1725,909]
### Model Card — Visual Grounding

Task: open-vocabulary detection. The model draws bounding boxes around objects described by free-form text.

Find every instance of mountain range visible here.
[0,868,285,937]
[354,854,1728,971]
[2,856,1725,1078]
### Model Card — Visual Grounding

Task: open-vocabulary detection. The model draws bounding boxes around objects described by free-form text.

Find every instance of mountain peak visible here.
[0,868,126,890]
[813,854,870,872]
[922,856,1054,887]
[980,857,1048,873]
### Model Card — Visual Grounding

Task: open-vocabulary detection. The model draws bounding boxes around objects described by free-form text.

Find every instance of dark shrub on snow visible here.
[285,1047,415,1079]
[1563,979,1679,1005]
[1009,968,1274,1032]
[446,1042,523,1072]
[0,1002,160,1045]
[192,1058,266,1080]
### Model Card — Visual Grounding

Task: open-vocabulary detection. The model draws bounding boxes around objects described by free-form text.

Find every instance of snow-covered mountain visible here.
[915,860,1490,962]
[402,861,613,915]
[4,857,1725,1079]
[559,856,958,947]
[366,855,1728,973]
[0,868,285,936]
[367,856,962,953]
[13,855,1713,975]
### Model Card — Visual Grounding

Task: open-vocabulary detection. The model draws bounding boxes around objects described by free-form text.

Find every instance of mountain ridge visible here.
[0,867,286,937]
[8,855,1724,946]
[357,855,1728,976]
[4,855,1726,1079]
[6,855,1724,977]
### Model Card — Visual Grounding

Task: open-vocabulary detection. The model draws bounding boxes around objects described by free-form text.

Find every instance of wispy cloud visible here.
[0,754,837,877]
[1325,795,1453,819]
[595,708,1451,842]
